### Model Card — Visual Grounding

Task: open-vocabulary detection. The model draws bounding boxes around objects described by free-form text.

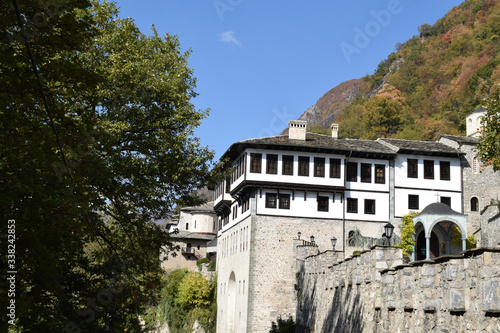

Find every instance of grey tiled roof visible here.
[416,202,464,217]
[221,133,463,160]
[181,201,215,213]
[169,230,215,241]
[222,133,396,160]
[440,134,479,145]
[378,138,462,156]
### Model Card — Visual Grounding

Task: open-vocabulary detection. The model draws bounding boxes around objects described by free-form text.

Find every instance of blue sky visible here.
[114,0,464,160]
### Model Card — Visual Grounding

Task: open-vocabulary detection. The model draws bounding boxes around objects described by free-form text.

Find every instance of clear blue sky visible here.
[114,0,464,160]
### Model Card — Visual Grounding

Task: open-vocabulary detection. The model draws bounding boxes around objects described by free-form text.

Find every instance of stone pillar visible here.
[426,236,431,260]
[461,237,466,252]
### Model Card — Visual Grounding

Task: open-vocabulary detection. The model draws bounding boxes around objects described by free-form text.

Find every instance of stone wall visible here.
[298,246,500,333]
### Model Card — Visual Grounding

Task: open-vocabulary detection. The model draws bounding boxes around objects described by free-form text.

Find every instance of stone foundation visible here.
[298,246,500,333]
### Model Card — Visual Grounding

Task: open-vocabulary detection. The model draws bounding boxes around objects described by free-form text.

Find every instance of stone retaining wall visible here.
[298,246,500,333]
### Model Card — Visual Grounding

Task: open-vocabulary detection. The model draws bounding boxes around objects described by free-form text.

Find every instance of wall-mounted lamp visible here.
[310,235,315,245]
[298,231,301,240]
[384,223,394,245]
[331,236,337,250]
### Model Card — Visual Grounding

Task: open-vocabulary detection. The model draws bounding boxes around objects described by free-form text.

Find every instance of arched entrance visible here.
[413,203,467,261]
[416,231,439,260]
[227,272,236,333]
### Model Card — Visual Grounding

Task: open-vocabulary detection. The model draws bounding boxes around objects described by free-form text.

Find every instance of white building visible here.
[214,120,471,332]
[161,202,217,272]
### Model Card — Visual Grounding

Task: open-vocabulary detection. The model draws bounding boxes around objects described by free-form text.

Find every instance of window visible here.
[440,161,450,180]
[347,162,357,182]
[298,156,309,176]
[279,194,290,209]
[424,160,434,179]
[266,154,278,174]
[330,158,341,178]
[440,196,451,207]
[317,196,329,212]
[471,197,479,212]
[225,176,231,193]
[375,164,385,184]
[361,163,371,183]
[407,159,418,178]
[250,153,262,173]
[364,199,375,214]
[265,193,277,208]
[282,155,294,175]
[186,223,189,230]
[232,205,238,219]
[314,157,325,177]
[408,195,419,210]
[347,198,358,213]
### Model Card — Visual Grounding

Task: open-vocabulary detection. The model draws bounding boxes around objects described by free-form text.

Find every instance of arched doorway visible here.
[416,231,439,260]
[227,272,236,332]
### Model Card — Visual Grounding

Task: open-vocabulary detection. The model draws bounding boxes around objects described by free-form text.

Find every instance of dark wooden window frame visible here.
[408,194,419,210]
[407,159,418,178]
[314,157,325,177]
[266,154,278,175]
[330,158,341,178]
[282,155,294,175]
[317,196,329,212]
[375,164,385,184]
[347,198,358,213]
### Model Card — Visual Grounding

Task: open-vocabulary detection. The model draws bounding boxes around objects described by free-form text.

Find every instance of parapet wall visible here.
[297,246,500,333]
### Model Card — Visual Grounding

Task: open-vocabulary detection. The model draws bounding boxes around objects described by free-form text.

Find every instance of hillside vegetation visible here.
[307,0,500,140]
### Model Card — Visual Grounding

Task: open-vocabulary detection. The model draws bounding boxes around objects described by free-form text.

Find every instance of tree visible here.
[476,90,500,171]
[397,212,417,257]
[0,1,220,331]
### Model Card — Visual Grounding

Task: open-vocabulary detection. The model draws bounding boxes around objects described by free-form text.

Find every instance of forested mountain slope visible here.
[301,0,500,140]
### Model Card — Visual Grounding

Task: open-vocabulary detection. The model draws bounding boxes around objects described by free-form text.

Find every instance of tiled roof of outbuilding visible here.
[180,201,215,213]
[416,202,465,217]
[440,134,479,145]
[378,138,462,156]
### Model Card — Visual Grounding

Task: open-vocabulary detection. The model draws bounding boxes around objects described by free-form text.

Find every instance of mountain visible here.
[296,0,500,140]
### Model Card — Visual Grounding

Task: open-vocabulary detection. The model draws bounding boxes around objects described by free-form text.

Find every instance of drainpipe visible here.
[343,150,353,253]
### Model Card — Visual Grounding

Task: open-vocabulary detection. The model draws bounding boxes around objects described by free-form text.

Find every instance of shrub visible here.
[270,316,297,333]
[196,257,209,270]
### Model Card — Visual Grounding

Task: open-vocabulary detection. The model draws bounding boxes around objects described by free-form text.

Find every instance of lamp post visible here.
[298,231,301,240]
[384,223,394,246]
[331,236,337,251]
[310,235,315,245]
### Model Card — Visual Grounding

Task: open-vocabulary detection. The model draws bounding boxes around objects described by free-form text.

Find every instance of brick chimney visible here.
[288,120,307,141]
[331,123,339,139]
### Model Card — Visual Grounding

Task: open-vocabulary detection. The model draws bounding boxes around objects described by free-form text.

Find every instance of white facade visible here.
[214,127,466,333]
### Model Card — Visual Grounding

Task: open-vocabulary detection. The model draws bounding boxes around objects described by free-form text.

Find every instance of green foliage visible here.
[144,270,217,333]
[397,212,418,257]
[197,257,210,270]
[352,250,361,255]
[476,90,500,171]
[177,273,213,308]
[269,316,298,333]
[466,235,477,249]
[307,123,330,135]
[0,1,221,331]
[335,0,500,141]
[208,259,217,271]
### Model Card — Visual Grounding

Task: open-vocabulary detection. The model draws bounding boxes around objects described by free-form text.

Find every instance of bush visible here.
[270,316,297,333]
[208,259,216,271]
[196,257,209,270]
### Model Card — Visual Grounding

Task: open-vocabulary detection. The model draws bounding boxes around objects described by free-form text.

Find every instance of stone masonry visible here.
[297,245,500,333]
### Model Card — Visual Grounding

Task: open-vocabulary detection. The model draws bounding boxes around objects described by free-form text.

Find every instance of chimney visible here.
[331,123,339,139]
[288,120,307,141]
